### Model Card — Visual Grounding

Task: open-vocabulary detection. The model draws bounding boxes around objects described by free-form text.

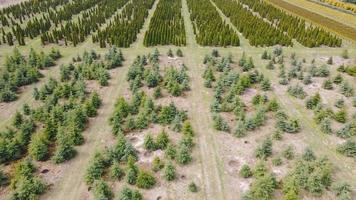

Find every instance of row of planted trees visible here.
[144,0,186,46]
[186,0,240,47]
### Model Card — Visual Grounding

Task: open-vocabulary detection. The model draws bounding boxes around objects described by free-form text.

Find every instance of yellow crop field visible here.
[320,0,356,13]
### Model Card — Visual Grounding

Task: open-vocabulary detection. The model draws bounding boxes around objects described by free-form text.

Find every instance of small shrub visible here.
[272,157,283,166]
[164,162,176,181]
[283,146,295,160]
[116,187,142,200]
[136,170,156,189]
[152,157,164,172]
[239,164,252,178]
[188,182,198,193]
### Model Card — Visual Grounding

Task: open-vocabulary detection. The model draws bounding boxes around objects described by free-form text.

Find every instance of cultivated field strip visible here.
[144,0,186,46]
[267,0,356,43]
[0,0,106,46]
[93,0,155,48]
[238,0,342,47]
[186,0,239,47]
[212,0,292,47]
[0,0,69,21]
[41,0,131,46]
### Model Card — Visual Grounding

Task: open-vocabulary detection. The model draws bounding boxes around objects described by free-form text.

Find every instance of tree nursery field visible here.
[0,0,355,200]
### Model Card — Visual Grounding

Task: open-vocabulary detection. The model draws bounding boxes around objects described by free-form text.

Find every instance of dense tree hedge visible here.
[238,0,342,47]
[144,0,186,46]
[1,0,105,46]
[41,0,129,46]
[93,0,155,47]
[212,0,292,46]
[186,0,239,46]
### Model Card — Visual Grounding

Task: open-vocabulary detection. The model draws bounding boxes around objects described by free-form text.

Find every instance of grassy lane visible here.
[184,47,227,200]
[266,0,356,42]
[181,0,197,47]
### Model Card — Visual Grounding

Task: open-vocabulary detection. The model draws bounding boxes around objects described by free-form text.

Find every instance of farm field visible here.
[0,0,355,200]
[286,0,356,29]
[266,0,356,42]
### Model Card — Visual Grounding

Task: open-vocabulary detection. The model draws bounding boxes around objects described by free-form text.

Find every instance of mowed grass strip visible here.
[266,0,356,42]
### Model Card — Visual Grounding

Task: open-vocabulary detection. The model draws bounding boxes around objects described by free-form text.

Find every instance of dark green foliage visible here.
[261,50,269,59]
[212,0,293,47]
[188,182,198,193]
[267,99,279,112]
[212,49,219,57]
[335,99,345,108]
[305,93,321,109]
[332,182,352,200]
[212,114,230,132]
[303,74,312,85]
[333,74,344,85]
[29,133,49,161]
[309,65,330,77]
[42,0,131,46]
[105,46,123,68]
[0,117,36,164]
[116,187,142,200]
[272,157,282,166]
[126,156,139,185]
[287,84,306,99]
[136,170,156,189]
[272,130,283,140]
[302,148,316,161]
[0,169,8,186]
[283,145,295,160]
[322,79,333,90]
[52,128,76,164]
[92,180,112,200]
[337,140,356,157]
[176,49,183,57]
[85,152,108,185]
[182,121,194,137]
[144,133,156,151]
[340,81,354,97]
[153,87,162,99]
[177,143,192,165]
[341,50,349,59]
[234,120,247,138]
[110,162,125,180]
[187,0,240,46]
[327,56,333,65]
[0,48,60,102]
[239,164,252,178]
[156,130,170,150]
[144,0,186,46]
[266,61,275,70]
[10,160,46,200]
[163,67,189,96]
[320,118,332,134]
[334,109,347,123]
[165,144,177,160]
[261,78,271,91]
[282,157,332,198]
[164,162,176,181]
[152,156,164,172]
[249,173,277,200]
[275,110,301,133]
[22,104,31,115]
[255,138,273,159]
